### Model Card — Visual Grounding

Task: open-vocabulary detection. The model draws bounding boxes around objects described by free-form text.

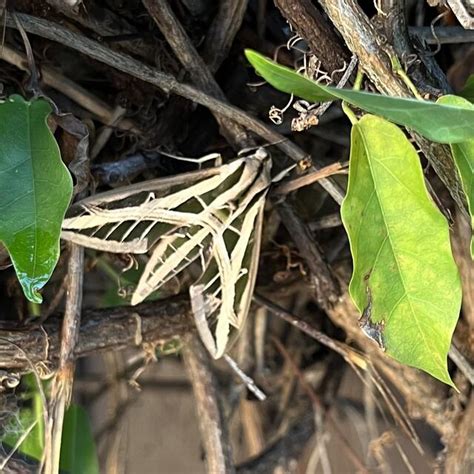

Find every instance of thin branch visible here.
[43,244,84,474]
[379,0,450,94]
[182,335,235,474]
[142,0,249,148]
[44,0,155,59]
[272,337,369,474]
[276,201,341,309]
[0,296,193,371]
[448,345,474,386]
[273,161,348,195]
[316,0,468,217]
[0,44,139,132]
[408,26,474,45]
[203,0,249,72]
[5,12,345,204]
[253,294,348,359]
[274,0,348,74]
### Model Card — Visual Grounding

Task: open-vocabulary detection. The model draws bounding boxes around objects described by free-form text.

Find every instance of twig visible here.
[379,0,450,94]
[5,12,345,204]
[408,26,474,45]
[0,296,193,371]
[0,44,139,132]
[309,213,342,230]
[273,161,348,195]
[90,105,127,159]
[142,0,249,148]
[203,0,249,72]
[317,0,468,216]
[272,337,369,474]
[274,0,348,74]
[224,354,266,401]
[276,201,341,309]
[44,0,155,59]
[448,345,474,386]
[43,244,84,474]
[182,335,235,474]
[446,0,474,29]
[253,294,348,359]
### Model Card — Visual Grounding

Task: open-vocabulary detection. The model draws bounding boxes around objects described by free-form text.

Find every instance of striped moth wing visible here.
[62,149,273,357]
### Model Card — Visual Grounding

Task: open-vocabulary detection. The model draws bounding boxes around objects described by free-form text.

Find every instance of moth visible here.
[62,148,277,358]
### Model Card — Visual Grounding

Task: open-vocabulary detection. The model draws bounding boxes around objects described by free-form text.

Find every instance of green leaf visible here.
[245,50,474,144]
[437,95,474,257]
[60,404,99,474]
[340,114,461,386]
[459,74,474,103]
[0,95,73,303]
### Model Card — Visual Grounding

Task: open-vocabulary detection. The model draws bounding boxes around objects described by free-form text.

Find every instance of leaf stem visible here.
[390,55,423,100]
[342,102,358,124]
[353,68,364,91]
[28,301,41,317]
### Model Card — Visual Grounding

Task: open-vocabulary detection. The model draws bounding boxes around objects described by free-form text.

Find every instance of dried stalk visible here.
[182,335,235,474]
[42,244,84,474]
[142,0,249,148]
[203,0,249,72]
[274,0,348,74]
[5,12,344,204]
[276,201,341,309]
[0,297,193,371]
[0,45,139,132]
[273,161,348,195]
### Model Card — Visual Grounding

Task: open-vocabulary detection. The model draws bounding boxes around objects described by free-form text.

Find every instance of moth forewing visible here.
[61,230,149,254]
[131,227,212,305]
[61,147,277,359]
[190,154,272,358]
[61,163,239,253]
[217,199,266,357]
[230,196,266,325]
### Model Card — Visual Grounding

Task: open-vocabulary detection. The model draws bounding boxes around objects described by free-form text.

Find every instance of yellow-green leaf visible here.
[245,50,474,144]
[0,95,72,303]
[437,95,474,257]
[341,114,462,385]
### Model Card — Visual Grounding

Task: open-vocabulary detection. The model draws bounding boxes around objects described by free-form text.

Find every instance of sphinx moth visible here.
[62,148,274,358]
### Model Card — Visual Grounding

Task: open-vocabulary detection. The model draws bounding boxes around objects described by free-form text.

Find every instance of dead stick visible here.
[43,244,84,474]
[0,296,193,371]
[182,335,235,474]
[0,44,139,132]
[273,161,348,195]
[142,0,249,148]
[276,201,341,308]
[5,12,344,204]
[203,0,249,72]
[272,337,369,473]
[274,0,348,74]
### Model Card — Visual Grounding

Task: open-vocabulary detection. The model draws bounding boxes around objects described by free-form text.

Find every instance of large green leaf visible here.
[340,114,461,385]
[0,95,72,303]
[60,404,99,474]
[437,95,474,257]
[459,74,474,103]
[245,50,474,144]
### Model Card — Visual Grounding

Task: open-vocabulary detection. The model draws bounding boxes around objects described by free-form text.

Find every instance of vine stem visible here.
[390,55,424,100]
